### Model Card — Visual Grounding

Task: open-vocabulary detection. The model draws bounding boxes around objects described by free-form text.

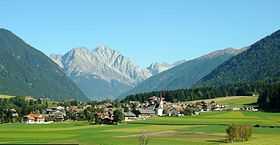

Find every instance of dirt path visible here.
[117,130,177,138]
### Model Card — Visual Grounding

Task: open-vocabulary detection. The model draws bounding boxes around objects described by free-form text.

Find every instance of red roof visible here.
[25,113,45,120]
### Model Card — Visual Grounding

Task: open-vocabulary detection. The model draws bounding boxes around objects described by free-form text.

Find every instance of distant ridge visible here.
[122,47,244,97]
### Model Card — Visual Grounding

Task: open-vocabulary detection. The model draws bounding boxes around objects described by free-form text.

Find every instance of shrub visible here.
[113,109,124,123]
[226,124,252,143]
[139,133,149,145]
[254,124,260,128]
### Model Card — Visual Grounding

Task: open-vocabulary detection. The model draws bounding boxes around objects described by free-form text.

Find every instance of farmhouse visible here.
[138,107,156,118]
[9,109,19,118]
[124,111,137,121]
[44,106,66,122]
[23,113,46,124]
[242,106,259,112]
[166,107,180,116]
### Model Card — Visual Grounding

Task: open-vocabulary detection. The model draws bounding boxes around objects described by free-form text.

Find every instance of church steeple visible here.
[156,92,164,116]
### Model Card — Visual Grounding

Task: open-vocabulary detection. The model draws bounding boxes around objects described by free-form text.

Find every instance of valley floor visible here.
[0,111,279,145]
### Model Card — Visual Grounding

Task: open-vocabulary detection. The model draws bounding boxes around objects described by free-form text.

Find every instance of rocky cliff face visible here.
[51,46,152,99]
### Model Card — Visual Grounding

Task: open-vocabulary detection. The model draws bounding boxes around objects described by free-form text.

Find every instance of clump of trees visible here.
[93,109,124,125]
[226,124,252,143]
[113,109,124,124]
[258,82,280,112]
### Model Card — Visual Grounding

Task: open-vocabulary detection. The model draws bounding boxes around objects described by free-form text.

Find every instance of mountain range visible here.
[50,46,183,100]
[2,27,280,101]
[0,28,88,101]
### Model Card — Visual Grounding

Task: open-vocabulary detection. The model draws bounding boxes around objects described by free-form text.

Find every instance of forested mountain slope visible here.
[196,29,280,87]
[0,28,87,101]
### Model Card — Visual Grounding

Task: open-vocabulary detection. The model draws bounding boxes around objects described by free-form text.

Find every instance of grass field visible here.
[0,111,279,145]
[0,94,15,99]
[186,96,258,107]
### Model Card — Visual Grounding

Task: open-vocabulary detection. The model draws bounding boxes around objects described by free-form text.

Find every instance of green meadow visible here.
[0,111,279,145]
[186,96,258,107]
[0,94,15,99]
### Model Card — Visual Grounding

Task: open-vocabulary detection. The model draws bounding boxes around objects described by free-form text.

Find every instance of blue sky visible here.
[0,0,280,67]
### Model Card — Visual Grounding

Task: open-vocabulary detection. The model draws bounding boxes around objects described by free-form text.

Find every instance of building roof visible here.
[138,108,155,114]
[124,111,136,117]
[25,113,45,120]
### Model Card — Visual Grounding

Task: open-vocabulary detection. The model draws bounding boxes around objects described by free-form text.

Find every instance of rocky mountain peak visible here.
[93,45,124,66]
[50,46,154,99]
[95,45,118,54]
[67,47,91,58]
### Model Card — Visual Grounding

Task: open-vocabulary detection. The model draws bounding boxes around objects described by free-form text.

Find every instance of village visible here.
[2,95,258,124]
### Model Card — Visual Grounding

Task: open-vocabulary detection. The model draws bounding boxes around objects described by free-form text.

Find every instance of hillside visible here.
[0,28,87,101]
[122,48,244,96]
[196,29,280,87]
